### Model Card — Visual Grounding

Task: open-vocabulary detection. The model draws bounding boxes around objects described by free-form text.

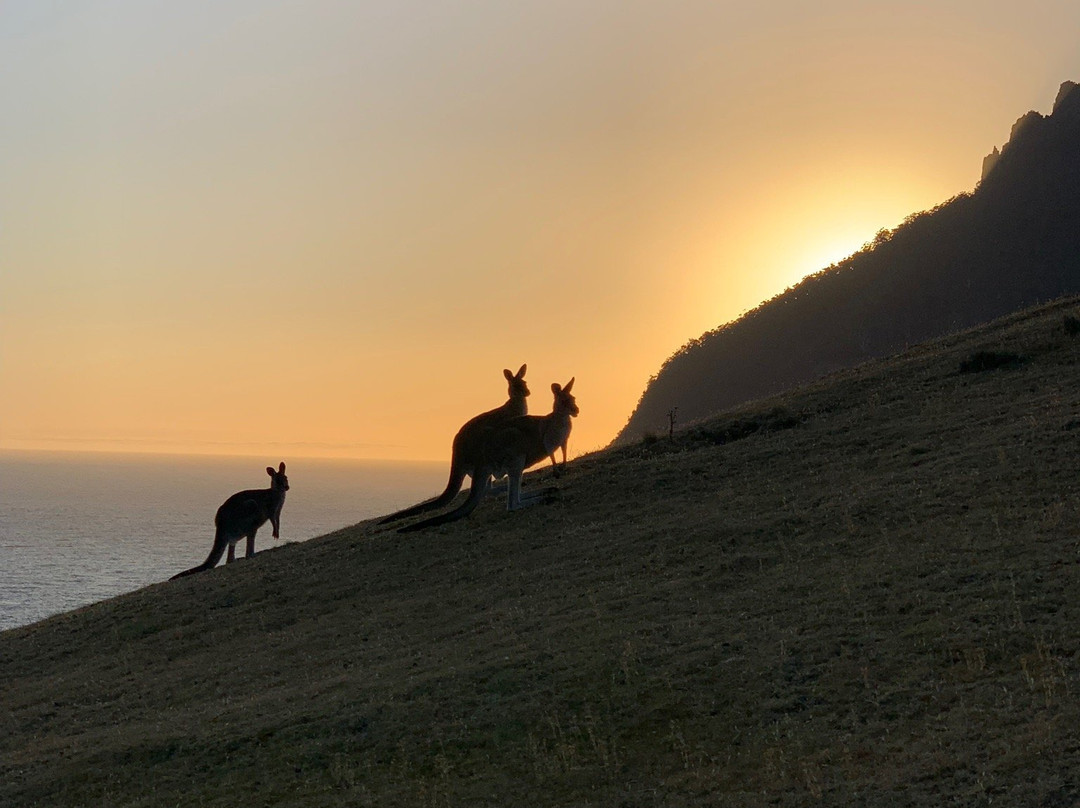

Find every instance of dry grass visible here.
[5,299,1080,806]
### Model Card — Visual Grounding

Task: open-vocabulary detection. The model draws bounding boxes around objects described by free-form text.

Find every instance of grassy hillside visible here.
[5,298,1080,806]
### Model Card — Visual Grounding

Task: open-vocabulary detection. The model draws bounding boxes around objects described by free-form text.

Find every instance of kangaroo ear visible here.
[267,467,275,477]
[503,368,514,382]
[516,364,527,379]
[551,382,562,394]
[564,377,575,393]
[278,462,286,473]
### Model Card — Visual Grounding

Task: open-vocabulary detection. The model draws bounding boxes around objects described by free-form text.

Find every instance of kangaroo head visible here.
[551,378,579,417]
[504,364,530,399]
[266,462,290,491]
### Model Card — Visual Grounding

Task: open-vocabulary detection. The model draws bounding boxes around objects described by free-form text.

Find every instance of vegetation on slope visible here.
[618,80,1080,443]
[4,297,1080,806]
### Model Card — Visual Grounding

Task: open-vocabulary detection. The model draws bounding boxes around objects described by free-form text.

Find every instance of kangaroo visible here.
[398,378,578,532]
[378,365,529,525]
[171,462,289,580]
[550,432,570,477]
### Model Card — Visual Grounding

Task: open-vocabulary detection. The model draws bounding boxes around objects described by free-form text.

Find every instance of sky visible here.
[2,1,1079,461]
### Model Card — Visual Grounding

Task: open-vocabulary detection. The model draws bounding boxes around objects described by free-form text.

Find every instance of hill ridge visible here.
[5,295,1080,805]
[617,79,1080,444]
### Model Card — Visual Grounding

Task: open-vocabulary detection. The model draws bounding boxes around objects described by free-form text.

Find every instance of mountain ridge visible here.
[617,80,1080,444]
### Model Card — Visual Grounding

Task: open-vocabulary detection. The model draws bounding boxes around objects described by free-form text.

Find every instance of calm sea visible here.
[0,451,445,632]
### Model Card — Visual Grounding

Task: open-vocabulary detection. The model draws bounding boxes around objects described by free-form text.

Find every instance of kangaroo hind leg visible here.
[508,468,558,511]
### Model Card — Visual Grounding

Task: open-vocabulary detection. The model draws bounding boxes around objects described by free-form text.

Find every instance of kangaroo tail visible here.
[377,464,467,525]
[170,530,229,580]
[397,474,491,533]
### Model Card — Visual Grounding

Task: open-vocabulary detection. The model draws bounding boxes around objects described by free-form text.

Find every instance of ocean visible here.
[0,451,446,632]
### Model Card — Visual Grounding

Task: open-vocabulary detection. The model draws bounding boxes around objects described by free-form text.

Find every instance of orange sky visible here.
[2,2,1079,461]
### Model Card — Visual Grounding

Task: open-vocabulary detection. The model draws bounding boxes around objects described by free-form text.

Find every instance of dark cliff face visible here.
[616,81,1080,445]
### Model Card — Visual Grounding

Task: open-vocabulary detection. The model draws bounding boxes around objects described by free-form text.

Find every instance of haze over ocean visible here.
[0,452,444,631]
[5,3,1079,464]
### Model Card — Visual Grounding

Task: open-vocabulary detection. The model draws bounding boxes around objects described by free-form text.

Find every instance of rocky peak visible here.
[981,80,1078,181]
[1053,80,1079,114]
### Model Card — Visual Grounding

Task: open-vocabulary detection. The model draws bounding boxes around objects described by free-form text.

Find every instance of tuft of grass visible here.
[640,431,660,446]
[687,405,802,445]
[958,349,1025,373]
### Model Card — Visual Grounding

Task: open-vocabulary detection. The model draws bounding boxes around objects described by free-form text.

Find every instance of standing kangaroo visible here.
[171,462,289,580]
[378,365,529,525]
[398,378,578,532]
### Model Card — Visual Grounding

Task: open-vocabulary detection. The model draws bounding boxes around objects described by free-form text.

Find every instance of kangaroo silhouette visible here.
[171,462,289,579]
[378,365,529,525]
[398,378,578,532]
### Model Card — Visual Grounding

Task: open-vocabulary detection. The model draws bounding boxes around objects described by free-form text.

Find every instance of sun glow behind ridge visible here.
[792,229,876,282]
[687,166,958,341]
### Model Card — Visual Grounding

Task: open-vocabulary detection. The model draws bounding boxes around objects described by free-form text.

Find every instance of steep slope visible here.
[617,80,1080,443]
[4,297,1080,806]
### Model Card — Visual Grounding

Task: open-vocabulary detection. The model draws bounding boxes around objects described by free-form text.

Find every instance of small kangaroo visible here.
[171,462,289,580]
[378,365,529,525]
[398,378,578,532]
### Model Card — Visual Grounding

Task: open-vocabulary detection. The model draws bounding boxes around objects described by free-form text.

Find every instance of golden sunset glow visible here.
[2,3,1079,461]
